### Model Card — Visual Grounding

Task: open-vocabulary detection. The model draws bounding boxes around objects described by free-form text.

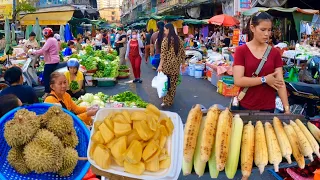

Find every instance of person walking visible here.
[233,12,289,113]
[158,23,186,107]
[30,28,60,98]
[125,31,144,83]
[116,27,127,65]
[150,21,165,70]
[145,29,153,63]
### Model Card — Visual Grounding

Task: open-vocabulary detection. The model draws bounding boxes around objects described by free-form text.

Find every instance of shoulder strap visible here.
[47,94,68,109]
[238,46,272,101]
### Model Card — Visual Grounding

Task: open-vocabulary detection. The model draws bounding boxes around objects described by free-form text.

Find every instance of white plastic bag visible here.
[151,72,168,98]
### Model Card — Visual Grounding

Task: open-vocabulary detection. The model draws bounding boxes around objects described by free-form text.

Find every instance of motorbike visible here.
[283,81,320,118]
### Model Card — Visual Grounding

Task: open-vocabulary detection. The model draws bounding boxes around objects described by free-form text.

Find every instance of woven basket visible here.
[0,103,90,180]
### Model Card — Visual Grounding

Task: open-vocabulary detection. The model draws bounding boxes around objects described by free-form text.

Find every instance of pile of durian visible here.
[4,106,80,176]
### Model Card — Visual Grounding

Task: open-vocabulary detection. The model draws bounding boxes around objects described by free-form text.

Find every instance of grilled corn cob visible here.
[273,117,292,164]
[225,114,243,179]
[208,145,219,178]
[193,117,207,177]
[200,105,220,162]
[307,122,320,143]
[254,121,268,174]
[241,121,254,179]
[290,120,314,162]
[182,104,203,175]
[295,119,320,158]
[283,123,305,169]
[265,122,282,172]
[215,108,233,171]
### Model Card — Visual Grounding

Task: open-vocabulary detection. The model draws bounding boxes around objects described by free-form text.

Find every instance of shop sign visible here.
[239,34,247,46]
[0,0,13,20]
[232,29,240,46]
[240,0,251,11]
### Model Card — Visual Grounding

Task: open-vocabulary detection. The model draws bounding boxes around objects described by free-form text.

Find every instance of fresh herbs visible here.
[70,81,79,91]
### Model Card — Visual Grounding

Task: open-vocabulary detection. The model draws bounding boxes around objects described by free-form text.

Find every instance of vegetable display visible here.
[182,106,320,179]
[111,91,148,108]
[70,81,79,91]
[118,72,129,77]
[119,65,129,70]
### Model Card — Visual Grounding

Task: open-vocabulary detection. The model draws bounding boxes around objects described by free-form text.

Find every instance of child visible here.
[65,58,85,98]
[64,40,75,56]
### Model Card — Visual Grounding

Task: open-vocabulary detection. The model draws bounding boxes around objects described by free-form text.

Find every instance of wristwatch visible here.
[261,76,266,84]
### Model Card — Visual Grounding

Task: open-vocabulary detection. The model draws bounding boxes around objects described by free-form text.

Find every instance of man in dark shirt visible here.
[145,29,153,63]
[116,27,127,65]
[1,66,38,104]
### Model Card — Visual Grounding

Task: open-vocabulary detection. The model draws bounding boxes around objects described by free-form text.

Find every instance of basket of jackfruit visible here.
[88,104,184,179]
[0,103,91,180]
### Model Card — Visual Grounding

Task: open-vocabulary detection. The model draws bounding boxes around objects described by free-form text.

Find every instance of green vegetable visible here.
[70,81,79,91]
[85,45,94,56]
[59,52,64,62]
[111,91,148,108]
[70,54,80,59]
[61,42,68,49]
[118,72,129,77]
[111,50,118,56]
[119,65,129,70]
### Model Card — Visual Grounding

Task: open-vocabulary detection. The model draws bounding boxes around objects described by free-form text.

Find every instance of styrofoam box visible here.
[87,108,184,180]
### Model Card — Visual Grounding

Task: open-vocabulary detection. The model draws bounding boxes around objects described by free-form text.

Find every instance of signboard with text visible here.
[232,29,240,46]
[239,34,247,46]
[0,0,13,20]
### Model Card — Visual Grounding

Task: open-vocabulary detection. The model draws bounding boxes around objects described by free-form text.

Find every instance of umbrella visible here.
[208,14,240,27]
[4,18,11,54]
[11,25,17,46]
[34,17,42,46]
[25,25,33,39]
[59,25,65,42]
[64,23,73,42]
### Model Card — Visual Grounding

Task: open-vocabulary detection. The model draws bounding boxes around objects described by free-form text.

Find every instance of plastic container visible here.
[221,76,234,84]
[88,108,183,180]
[0,103,91,180]
[195,70,203,78]
[194,63,205,70]
[188,65,195,77]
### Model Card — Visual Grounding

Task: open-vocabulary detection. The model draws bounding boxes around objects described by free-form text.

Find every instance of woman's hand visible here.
[87,106,99,116]
[266,71,284,91]
[157,65,163,72]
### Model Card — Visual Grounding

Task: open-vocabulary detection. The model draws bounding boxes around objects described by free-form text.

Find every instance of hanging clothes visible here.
[306,23,312,35]
[147,19,157,32]
[183,25,189,34]
[300,22,306,34]
[201,26,209,38]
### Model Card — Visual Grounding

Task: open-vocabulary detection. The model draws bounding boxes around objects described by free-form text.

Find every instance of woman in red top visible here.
[233,12,290,113]
[125,30,144,83]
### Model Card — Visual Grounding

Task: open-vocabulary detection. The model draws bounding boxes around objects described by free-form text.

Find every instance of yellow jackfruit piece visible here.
[159,153,169,161]
[93,145,111,169]
[142,140,159,161]
[124,140,142,164]
[147,114,157,131]
[111,136,127,160]
[113,158,124,167]
[112,113,128,124]
[145,148,161,163]
[122,110,132,123]
[124,161,145,175]
[141,141,148,149]
[91,131,105,144]
[94,121,103,129]
[159,125,169,136]
[98,123,114,144]
[145,155,160,172]
[89,143,98,158]
[160,135,167,149]
[104,118,114,132]
[146,104,160,119]
[114,122,132,137]
[131,111,147,121]
[135,120,154,141]
[106,137,118,149]
[152,127,161,141]
[127,130,142,145]
[159,157,171,169]
[133,121,138,130]
[159,118,174,135]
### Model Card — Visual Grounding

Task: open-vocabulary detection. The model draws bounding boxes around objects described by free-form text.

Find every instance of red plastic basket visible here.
[222,82,240,97]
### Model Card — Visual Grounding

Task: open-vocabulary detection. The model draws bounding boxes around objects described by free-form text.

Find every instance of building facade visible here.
[97,0,122,9]
[99,7,120,24]
[36,0,97,8]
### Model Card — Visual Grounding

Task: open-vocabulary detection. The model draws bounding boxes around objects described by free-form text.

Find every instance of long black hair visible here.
[245,12,273,41]
[156,21,165,51]
[164,23,180,56]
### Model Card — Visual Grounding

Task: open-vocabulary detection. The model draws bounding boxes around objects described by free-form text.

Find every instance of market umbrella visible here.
[208,14,240,27]
[11,25,17,46]
[34,17,42,46]
[59,25,65,42]
[64,23,73,42]
[4,17,11,54]
[25,25,33,39]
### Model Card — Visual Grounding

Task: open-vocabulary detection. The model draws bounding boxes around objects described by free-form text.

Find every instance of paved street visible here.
[87,60,277,180]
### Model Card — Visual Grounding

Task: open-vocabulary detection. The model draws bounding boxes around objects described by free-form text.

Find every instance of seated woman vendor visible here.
[63,40,75,57]
[44,72,98,125]
[65,58,85,99]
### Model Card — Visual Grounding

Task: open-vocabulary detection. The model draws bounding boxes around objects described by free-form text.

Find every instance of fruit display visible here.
[3,106,79,176]
[88,104,173,176]
[182,106,320,179]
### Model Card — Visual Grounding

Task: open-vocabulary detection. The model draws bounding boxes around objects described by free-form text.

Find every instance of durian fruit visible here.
[61,129,79,148]
[4,109,40,147]
[7,147,31,174]
[24,130,63,173]
[58,147,78,177]
[47,113,74,138]
[40,106,64,127]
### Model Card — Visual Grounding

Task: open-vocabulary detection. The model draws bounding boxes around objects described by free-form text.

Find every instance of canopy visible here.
[25,25,33,39]
[183,19,207,25]
[242,7,319,16]
[59,25,65,42]
[34,18,42,45]
[208,14,240,27]
[11,26,16,46]
[20,11,74,25]
[4,18,11,54]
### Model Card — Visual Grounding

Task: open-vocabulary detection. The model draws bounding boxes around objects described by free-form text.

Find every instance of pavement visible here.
[86,60,278,180]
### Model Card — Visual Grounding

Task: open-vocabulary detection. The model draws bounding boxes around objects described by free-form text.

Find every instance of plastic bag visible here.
[152,72,168,98]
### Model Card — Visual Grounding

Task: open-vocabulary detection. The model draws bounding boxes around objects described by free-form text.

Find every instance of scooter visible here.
[285,81,320,118]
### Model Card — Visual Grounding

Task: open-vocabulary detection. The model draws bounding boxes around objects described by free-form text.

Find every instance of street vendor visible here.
[30,28,60,98]
[44,72,97,125]
[65,58,85,98]
[63,40,75,57]
[233,12,290,113]
[23,32,39,53]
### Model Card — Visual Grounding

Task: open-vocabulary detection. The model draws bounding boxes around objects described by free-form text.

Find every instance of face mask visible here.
[132,35,137,39]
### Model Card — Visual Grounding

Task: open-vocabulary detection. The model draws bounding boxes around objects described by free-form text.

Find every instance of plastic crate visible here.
[0,103,90,180]
[218,81,240,97]
[97,80,117,87]
[221,76,234,84]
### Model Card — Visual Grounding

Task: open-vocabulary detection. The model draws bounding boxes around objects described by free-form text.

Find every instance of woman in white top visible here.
[23,32,39,53]
[94,30,102,50]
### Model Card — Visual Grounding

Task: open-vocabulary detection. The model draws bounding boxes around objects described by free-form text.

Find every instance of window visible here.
[112,11,115,15]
